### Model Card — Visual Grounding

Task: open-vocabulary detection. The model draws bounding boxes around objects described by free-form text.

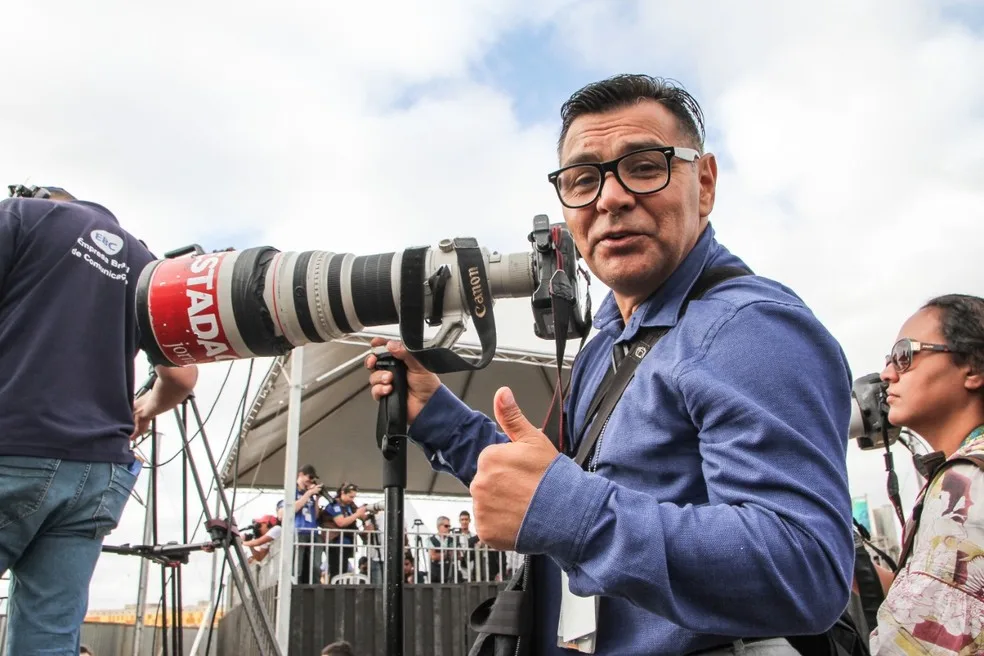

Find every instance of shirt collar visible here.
[593,223,718,342]
[957,424,984,453]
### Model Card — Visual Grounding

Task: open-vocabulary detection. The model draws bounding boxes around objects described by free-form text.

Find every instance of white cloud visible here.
[3,0,982,618]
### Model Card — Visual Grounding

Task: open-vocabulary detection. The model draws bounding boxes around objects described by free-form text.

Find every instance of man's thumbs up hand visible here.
[470,387,560,551]
[494,387,558,447]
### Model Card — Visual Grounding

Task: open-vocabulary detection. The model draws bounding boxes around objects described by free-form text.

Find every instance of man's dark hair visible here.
[321,639,356,656]
[459,510,470,519]
[299,464,317,478]
[80,646,94,656]
[558,74,706,155]
[923,294,984,381]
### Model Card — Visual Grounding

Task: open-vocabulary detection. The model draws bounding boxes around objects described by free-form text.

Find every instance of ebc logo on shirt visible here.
[91,230,124,255]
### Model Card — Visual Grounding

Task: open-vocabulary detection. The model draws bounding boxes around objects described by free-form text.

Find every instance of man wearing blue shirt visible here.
[367,75,855,654]
[0,186,198,654]
[276,463,325,584]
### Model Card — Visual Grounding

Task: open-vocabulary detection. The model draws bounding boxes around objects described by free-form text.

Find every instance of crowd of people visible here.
[239,466,514,585]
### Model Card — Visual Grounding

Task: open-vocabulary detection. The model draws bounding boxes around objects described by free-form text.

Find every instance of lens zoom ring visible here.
[351,253,398,328]
[326,254,353,335]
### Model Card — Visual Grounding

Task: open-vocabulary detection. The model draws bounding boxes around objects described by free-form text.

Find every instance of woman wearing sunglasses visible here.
[869,294,984,655]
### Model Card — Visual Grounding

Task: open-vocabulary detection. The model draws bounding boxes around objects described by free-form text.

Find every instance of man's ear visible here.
[697,152,717,220]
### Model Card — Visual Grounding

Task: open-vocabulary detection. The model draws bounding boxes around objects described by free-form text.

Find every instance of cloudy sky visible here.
[2,0,983,623]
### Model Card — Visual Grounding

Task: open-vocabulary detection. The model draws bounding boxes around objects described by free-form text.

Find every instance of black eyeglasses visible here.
[885,338,956,373]
[547,146,700,209]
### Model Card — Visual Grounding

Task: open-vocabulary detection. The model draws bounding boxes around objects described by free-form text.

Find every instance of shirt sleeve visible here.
[408,384,512,485]
[0,199,22,295]
[516,299,855,636]
[870,460,984,654]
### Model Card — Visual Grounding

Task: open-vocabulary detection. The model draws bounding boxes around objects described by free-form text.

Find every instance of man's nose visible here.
[595,172,634,214]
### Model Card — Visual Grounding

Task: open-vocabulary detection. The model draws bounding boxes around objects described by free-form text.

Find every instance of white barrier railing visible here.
[241,527,520,589]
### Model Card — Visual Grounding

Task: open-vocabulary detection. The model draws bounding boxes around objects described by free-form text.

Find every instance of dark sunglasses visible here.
[885,338,956,373]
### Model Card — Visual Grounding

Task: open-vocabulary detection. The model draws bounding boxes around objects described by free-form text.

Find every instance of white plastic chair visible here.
[330,573,370,585]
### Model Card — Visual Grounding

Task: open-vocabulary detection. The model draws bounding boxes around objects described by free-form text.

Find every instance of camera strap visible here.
[894,452,984,572]
[398,239,497,374]
[541,269,589,454]
[541,266,751,460]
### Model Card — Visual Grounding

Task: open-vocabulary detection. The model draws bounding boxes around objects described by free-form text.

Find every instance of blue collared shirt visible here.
[410,224,855,655]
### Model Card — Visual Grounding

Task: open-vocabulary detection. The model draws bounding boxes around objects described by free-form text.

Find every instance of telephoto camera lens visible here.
[136,245,533,367]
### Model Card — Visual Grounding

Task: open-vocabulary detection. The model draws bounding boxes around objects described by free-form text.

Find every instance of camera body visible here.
[309,478,335,502]
[529,214,590,340]
[7,184,50,199]
[849,373,901,450]
[7,184,75,200]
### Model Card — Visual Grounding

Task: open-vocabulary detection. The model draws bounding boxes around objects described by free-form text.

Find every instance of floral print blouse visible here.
[870,426,984,655]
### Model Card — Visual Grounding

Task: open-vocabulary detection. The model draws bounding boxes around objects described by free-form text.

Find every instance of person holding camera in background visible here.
[277,463,325,584]
[323,482,366,580]
[367,74,856,654]
[0,186,198,654]
[241,514,281,566]
[868,294,984,655]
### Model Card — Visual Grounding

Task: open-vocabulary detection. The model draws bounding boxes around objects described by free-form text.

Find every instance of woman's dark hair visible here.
[558,74,706,155]
[923,294,984,378]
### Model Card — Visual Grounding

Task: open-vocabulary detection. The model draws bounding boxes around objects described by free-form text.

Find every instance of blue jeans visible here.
[0,456,137,655]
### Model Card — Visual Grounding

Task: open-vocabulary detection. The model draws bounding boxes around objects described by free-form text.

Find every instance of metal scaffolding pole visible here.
[130,432,157,656]
[276,347,304,653]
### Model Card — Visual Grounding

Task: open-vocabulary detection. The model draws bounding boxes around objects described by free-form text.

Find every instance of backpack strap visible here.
[896,453,984,571]
[851,539,883,638]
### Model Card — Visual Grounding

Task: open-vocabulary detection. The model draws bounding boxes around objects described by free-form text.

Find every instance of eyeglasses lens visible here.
[892,340,912,372]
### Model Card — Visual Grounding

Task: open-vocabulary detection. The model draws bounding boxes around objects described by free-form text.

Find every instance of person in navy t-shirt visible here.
[0,186,198,654]
[323,481,367,580]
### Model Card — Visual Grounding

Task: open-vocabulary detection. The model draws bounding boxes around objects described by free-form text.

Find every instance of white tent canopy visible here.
[220,332,573,497]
